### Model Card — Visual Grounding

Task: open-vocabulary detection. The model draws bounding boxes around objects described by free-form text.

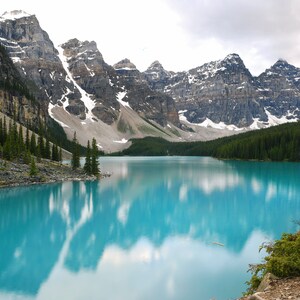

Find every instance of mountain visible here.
[0,11,182,151]
[113,58,179,127]
[256,59,300,124]
[144,54,300,129]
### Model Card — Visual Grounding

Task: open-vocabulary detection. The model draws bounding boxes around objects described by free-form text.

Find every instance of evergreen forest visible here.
[118,122,300,161]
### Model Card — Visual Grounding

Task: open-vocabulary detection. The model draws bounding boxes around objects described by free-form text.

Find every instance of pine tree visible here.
[23,149,31,165]
[3,117,7,144]
[0,118,3,146]
[91,138,100,175]
[11,121,18,159]
[45,139,51,159]
[18,125,25,154]
[51,144,57,161]
[3,138,11,160]
[36,146,41,162]
[38,135,45,158]
[71,132,80,170]
[29,156,38,176]
[25,127,30,150]
[30,133,37,155]
[84,140,92,174]
[59,146,62,162]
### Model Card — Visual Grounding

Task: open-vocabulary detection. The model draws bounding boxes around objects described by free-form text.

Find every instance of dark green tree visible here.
[38,135,45,158]
[71,132,80,170]
[84,140,92,174]
[29,156,38,176]
[25,127,30,150]
[3,137,11,160]
[18,125,25,154]
[51,144,58,161]
[0,118,3,145]
[2,117,7,145]
[23,149,31,165]
[30,133,37,155]
[91,138,100,175]
[59,146,62,162]
[45,139,51,159]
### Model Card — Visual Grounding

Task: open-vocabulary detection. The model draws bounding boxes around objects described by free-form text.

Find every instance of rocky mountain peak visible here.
[60,38,103,61]
[144,60,171,84]
[0,10,33,21]
[260,58,300,80]
[220,53,249,73]
[147,60,165,71]
[270,59,295,72]
[113,58,137,70]
[258,57,300,93]
[223,53,242,64]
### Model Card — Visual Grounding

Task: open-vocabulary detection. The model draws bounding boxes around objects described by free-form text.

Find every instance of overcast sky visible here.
[1,0,300,75]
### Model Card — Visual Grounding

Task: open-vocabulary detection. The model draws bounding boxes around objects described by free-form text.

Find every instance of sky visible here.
[1,0,300,75]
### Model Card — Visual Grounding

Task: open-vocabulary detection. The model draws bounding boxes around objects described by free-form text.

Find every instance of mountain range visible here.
[1,10,300,152]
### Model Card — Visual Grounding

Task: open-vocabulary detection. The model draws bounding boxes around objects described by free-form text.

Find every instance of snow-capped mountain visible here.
[143,54,300,129]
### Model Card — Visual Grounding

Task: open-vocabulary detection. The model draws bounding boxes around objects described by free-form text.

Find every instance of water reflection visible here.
[0,157,299,300]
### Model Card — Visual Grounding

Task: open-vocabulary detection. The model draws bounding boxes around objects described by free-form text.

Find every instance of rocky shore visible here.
[240,274,300,300]
[0,158,109,188]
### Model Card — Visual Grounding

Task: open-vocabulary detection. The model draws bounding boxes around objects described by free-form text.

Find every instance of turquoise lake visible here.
[0,157,300,300]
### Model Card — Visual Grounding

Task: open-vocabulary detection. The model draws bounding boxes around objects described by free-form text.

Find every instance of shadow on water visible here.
[0,157,299,299]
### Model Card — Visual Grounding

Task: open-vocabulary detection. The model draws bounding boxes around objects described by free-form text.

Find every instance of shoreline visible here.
[0,158,111,189]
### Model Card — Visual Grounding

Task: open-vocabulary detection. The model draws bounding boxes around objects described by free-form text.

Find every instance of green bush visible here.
[246,231,300,295]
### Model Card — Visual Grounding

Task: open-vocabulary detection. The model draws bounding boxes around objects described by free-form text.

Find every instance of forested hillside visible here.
[215,122,300,161]
[119,122,300,161]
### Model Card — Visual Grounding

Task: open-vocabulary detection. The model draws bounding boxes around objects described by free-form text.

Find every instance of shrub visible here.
[246,231,300,295]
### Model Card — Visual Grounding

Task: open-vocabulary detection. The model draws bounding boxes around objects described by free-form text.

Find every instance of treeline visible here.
[215,122,300,161]
[117,122,300,162]
[118,136,227,156]
[0,116,62,164]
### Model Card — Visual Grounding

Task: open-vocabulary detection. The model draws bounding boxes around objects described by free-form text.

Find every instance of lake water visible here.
[0,157,299,300]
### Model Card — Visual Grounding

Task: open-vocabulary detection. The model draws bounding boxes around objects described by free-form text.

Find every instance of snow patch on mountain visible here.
[57,46,96,120]
[265,109,298,126]
[179,110,243,131]
[113,138,128,144]
[199,118,243,131]
[1,10,32,21]
[48,103,70,128]
[117,90,131,109]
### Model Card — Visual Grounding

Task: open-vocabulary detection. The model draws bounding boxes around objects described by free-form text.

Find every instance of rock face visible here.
[256,59,300,121]
[113,59,179,126]
[0,10,81,112]
[144,54,300,128]
[59,39,119,123]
